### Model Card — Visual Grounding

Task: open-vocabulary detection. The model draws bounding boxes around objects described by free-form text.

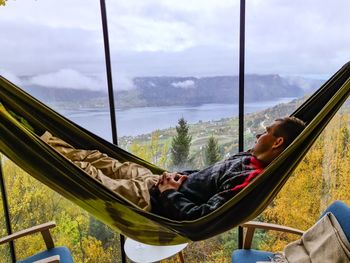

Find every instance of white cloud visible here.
[172,80,195,89]
[29,69,104,91]
[113,16,195,52]
[1,0,350,78]
[0,20,105,75]
[113,73,135,90]
[0,69,22,85]
[148,81,156,87]
[161,0,238,15]
[101,0,239,52]
[244,0,350,76]
[1,0,101,30]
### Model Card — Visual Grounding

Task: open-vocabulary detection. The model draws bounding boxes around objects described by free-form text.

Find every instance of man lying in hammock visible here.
[41,116,305,220]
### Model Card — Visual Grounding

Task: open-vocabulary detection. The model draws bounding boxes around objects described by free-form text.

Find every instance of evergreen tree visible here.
[171,117,192,169]
[204,135,221,166]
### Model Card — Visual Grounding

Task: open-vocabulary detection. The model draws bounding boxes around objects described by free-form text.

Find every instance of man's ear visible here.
[272,137,284,149]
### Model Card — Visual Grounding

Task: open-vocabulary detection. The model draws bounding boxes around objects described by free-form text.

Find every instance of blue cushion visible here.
[321,200,350,242]
[18,246,73,263]
[232,249,273,263]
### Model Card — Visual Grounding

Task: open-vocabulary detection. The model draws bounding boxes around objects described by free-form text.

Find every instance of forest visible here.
[0,107,349,262]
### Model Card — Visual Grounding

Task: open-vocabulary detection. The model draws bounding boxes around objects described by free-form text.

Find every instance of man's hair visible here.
[273,116,306,148]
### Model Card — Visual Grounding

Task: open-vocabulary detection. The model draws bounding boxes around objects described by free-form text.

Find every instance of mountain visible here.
[22,85,106,103]
[120,75,304,107]
[20,74,317,109]
[284,76,324,93]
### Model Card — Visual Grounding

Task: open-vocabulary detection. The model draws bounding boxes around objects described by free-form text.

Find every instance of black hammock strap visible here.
[0,62,350,245]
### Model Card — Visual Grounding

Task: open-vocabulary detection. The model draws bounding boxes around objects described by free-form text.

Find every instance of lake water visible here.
[58,98,295,141]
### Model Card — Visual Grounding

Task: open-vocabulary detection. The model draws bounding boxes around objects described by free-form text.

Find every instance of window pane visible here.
[244,0,350,252]
[107,0,240,261]
[0,1,121,261]
[0,155,11,262]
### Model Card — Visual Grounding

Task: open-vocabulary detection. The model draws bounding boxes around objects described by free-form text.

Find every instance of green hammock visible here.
[0,62,350,245]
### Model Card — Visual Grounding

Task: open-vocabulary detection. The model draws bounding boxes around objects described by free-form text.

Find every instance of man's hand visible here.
[157,172,188,193]
[156,172,183,185]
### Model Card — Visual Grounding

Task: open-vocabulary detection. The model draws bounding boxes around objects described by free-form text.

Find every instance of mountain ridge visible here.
[20,74,323,109]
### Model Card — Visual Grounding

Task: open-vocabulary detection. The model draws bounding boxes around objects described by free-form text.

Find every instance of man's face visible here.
[251,121,282,157]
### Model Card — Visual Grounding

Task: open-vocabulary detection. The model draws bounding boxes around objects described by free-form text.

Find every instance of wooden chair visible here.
[231,201,350,262]
[0,221,73,263]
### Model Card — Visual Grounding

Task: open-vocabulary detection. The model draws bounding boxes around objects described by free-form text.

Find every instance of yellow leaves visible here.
[260,111,350,252]
[0,158,120,261]
[14,234,47,260]
[78,237,114,263]
[259,232,298,253]
[128,130,170,168]
[0,0,6,7]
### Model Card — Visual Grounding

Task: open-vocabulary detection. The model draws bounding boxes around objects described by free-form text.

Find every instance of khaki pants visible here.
[41,131,159,211]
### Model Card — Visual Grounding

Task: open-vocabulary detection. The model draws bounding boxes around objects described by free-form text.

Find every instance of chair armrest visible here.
[0,221,56,249]
[240,221,305,249]
[34,255,60,263]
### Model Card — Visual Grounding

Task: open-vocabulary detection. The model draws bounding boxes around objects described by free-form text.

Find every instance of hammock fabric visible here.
[0,62,350,245]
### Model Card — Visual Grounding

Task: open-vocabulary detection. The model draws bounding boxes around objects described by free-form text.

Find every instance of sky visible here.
[0,0,350,91]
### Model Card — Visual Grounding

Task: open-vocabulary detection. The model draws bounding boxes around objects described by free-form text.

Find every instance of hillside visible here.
[118,97,306,168]
[127,93,350,169]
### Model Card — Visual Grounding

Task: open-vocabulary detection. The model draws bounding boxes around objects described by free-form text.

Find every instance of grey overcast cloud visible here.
[0,0,350,91]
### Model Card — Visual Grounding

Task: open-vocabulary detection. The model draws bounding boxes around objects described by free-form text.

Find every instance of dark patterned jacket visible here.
[151,152,265,220]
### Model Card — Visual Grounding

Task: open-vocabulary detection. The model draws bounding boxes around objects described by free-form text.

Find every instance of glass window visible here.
[244,0,350,252]
[0,0,112,141]
[0,155,11,262]
[106,1,241,261]
[0,1,121,261]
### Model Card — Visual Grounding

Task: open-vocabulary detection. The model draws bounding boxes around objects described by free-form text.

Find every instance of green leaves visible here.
[171,117,192,169]
[204,136,222,166]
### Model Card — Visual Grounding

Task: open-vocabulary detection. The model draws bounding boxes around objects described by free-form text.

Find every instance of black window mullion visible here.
[0,156,16,262]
